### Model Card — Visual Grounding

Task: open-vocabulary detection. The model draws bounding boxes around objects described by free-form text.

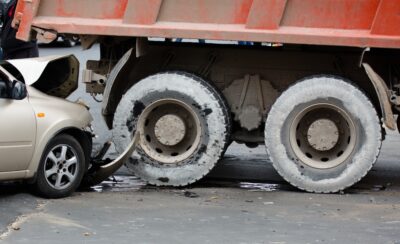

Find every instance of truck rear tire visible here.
[265,75,382,193]
[113,72,231,186]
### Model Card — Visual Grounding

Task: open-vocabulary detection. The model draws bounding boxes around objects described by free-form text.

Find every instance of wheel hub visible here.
[138,99,202,164]
[307,119,339,151]
[290,104,356,169]
[154,114,186,146]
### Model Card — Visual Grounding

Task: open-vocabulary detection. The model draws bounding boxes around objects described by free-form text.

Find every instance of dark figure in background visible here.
[1,0,38,60]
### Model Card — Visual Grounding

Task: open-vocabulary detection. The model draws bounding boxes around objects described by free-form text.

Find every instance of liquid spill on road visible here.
[87,175,388,194]
[196,179,297,192]
[88,175,296,193]
[239,182,290,192]
[90,175,146,192]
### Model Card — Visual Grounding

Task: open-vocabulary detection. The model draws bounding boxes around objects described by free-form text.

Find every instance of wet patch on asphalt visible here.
[89,176,146,193]
[238,182,297,192]
[82,174,394,196]
[83,175,302,194]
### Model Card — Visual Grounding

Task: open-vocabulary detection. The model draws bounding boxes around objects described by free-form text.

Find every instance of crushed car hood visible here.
[3,55,80,98]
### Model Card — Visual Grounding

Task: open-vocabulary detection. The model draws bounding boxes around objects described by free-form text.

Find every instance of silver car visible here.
[0,55,93,198]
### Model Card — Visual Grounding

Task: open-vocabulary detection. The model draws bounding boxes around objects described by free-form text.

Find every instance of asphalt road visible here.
[1,45,400,243]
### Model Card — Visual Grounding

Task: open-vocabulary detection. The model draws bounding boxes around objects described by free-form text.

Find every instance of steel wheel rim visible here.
[289,103,357,169]
[138,99,202,164]
[44,144,79,190]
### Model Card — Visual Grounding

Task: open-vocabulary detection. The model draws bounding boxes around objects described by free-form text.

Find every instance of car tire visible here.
[35,134,86,198]
[113,72,231,186]
[265,75,382,193]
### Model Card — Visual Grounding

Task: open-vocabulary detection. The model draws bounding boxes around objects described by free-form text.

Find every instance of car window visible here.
[0,79,8,99]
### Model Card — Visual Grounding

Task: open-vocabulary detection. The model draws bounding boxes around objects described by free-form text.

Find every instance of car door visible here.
[0,68,36,172]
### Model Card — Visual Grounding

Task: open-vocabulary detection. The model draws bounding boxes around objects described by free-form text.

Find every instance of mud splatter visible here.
[126,118,135,133]
[132,101,145,117]
[158,177,170,183]
[203,108,213,116]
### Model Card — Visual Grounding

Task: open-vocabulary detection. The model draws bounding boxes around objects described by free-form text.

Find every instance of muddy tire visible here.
[113,72,231,186]
[265,75,382,193]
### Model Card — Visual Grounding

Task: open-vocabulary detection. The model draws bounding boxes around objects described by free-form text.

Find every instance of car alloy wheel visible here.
[44,144,79,190]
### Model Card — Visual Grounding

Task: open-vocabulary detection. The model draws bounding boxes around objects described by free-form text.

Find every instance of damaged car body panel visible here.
[4,55,79,98]
[0,55,94,198]
[0,66,93,180]
[24,86,93,179]
[0,54,140,189]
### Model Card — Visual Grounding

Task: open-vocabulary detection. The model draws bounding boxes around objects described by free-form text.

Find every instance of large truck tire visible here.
[113,72,231,186]
[265,75,382,193]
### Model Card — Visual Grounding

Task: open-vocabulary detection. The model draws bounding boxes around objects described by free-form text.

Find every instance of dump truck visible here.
[14,0,400,193]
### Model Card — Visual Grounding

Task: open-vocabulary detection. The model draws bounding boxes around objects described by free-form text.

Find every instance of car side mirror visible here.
[10,80,27,100]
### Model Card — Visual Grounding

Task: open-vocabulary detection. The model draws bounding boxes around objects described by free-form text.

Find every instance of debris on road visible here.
[183,191,199,198]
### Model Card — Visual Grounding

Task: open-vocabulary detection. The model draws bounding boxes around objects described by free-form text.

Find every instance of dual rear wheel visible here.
[114,73,382,193]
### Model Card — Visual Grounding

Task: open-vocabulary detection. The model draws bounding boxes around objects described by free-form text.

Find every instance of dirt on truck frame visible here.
[14,0,400,193]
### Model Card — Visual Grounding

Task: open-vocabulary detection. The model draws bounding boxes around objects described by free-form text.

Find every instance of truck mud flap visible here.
[362,63,396,130]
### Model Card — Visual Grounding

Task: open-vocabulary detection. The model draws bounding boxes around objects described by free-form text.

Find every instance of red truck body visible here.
[16,0,400,48]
